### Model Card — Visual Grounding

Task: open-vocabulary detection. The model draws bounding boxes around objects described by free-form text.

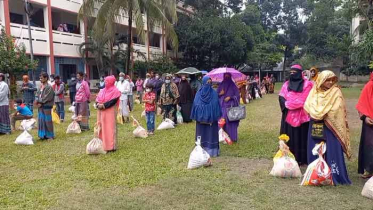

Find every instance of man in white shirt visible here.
[115,72,130,122]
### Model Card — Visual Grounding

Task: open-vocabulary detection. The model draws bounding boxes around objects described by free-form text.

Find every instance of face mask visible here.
[155,76,160,79]
[187,78,191,81]
[146,88,151,92]
[119,77,124,81]
[71,77,76,81]
[50,79,54,82]
[172,77,176,79]
[165,80,171,84]
[181,77,186,80]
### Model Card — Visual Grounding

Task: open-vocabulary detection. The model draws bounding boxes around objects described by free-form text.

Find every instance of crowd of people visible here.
[0,65,372,183]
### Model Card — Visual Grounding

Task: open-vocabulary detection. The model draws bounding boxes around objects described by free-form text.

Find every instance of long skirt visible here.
[221,105,239,142]
[196,121,219,157]
[119,99,130,117]
[75,101,90,131]
[358,121,373,175]
[97,107,117,151]
[162,104,177,124]
[0,105,11,134]
[38,106,54,139]
[180,102,192,123]
[308,123,351,185]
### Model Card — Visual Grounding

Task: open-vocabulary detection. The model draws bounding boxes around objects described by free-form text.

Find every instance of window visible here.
[10,13,24,24]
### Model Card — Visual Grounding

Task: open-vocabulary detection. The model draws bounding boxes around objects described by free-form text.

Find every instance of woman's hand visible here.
[365,117,373,126]
[97,103,104,110]
[219,90,225,96]
[224,97,230,102]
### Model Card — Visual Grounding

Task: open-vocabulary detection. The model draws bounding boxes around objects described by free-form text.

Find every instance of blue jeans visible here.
[146,111,155,132]
[55,101,65,120]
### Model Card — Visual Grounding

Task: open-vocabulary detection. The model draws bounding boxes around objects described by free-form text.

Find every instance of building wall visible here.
[0,0,181,78]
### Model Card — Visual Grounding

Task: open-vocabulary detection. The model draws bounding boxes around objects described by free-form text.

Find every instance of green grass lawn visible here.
[0,85,372,210]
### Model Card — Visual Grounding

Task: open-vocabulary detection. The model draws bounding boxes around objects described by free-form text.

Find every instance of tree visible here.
[0,29,37,97]
[175,14,254,70]
[79,0,178,77]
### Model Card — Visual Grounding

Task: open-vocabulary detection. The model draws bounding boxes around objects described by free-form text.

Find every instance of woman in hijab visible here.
[0,73,11,134]
[357,72,373,179]
[310,67,319,82]
[96,76,121,152]
[279,64,313,165]
[217,73,241,142]
[191,76,221,157]
[305,70,351,185]
[159,74,180,123]
[178,74,194,123]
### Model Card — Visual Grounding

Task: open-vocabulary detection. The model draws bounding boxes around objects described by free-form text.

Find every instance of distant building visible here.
[0,0,190,86]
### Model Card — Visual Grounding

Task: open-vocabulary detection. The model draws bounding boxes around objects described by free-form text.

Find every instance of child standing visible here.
[143,83,156,135]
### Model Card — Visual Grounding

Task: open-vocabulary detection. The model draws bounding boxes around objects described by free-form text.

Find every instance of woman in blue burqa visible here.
[217,73,241,142]
[191,76,222,157]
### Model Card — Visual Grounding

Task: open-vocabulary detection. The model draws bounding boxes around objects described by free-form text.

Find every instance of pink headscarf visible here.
[96,76,121,103]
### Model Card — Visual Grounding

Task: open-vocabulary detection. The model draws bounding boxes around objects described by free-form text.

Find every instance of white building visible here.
[0,0,190,84]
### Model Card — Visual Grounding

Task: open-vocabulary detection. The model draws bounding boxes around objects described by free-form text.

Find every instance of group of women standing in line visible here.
[279,64,373,185]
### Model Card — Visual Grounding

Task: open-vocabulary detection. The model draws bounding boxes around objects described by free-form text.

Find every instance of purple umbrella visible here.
[207,67,247,82]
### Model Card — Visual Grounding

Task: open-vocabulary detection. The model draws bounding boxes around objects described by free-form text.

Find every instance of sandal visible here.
[361,172,373,179]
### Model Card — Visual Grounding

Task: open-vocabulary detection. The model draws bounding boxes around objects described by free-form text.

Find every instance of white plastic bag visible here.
[133,126,148,138]
[270,155,302,178]
[86,124,106,155]
[301,142,333,186]
[362,177,373,200]
[66,121,82,134]
[20,118,36,131]
[187,137,212,169]
[68,106,75,113]
[15,130,34,145]
[157,118,175,130]
[177,111,183,124]
[141,110,146,118]
[218,128,233,145]
[255,89,261,99]
[270,140,302,178]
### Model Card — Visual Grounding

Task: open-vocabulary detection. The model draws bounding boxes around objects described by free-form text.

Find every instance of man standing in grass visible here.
[37,72,55,140]
[21,75,37,113]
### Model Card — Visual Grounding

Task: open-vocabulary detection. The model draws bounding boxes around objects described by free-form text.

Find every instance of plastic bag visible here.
[20,118,36,131]
[255,89,261,99]
[117,109,124,125]
[362,177,373,200]
[135,99,140,104]
[52,105,61,124]
[66,121,82,134]
[68,106,75,113]
[177,111,183,124]
[301,142,333,186]
[15,130,34,145]
[131,116,148,138]
[141,110,146,118]
[86,124,106,155]
[218,128,233,145]
[157,118,175,130]
[270,141,301,178]
[187,137,212,169]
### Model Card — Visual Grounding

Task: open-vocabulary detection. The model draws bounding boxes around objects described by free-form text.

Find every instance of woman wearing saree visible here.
[75,72,91,131]
[217,73,240,142]
[305,70,351,185]
[36,72,55,140]
[96,76,121,152]
[279,64,313,165]
[357,72,373,179]
[178,75,193,123]
[191,76,221,157]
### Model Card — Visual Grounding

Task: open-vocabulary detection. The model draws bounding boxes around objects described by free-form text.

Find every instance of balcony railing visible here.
[10,23,49,55]
[53,30,84,57]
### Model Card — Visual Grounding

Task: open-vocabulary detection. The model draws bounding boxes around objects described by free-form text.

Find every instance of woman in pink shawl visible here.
[279,64,313,165]
[96,76,121,152]
[217,73,241,142]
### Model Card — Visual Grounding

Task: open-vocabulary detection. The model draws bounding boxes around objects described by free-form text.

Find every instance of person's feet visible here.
[148,131,154,135]
[362,172,373,179]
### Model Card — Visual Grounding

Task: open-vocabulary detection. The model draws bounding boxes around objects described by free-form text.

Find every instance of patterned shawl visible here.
[304,70,351,158]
